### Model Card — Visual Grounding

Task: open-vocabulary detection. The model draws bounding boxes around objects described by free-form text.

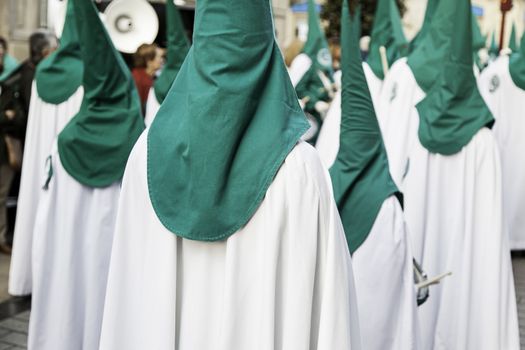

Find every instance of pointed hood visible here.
[58,0,144,187]
[35,0,83,104]
[416,0,493,155]
[509,27,525,90]
[509,23,519,52]
[147,0,309,241]
[153,0,190,104]
[409,0,439,53]
[471,13,486,51]
[302,0,333,75]
[330,0,399,254]
[489,30,499,58]
[367,0,408,80]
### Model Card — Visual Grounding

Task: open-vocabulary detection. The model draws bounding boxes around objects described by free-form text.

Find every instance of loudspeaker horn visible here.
[103,0,159,54]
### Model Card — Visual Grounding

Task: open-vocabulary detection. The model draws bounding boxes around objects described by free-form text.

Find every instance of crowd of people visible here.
[0,0,522,349]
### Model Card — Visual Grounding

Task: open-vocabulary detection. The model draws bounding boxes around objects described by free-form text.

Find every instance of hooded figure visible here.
[328,2,420,348]
[98,0,362,348]
[479,32,525,250]
[288,0,335,144]
[27,0,144,348]
[488,30,500,61]
[144,0,190,127]
[8,0,84,298]
[508,23,519,53]
[408,0,438,53]
[378,0,520,348]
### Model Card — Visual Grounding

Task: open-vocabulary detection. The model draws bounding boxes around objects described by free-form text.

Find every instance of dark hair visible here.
[0,37,7,51]
[133,43,158,69]
[29,30,57,65]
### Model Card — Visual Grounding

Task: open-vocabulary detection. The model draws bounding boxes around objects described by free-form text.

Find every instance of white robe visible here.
[288,53,312,88]
[376,58,425,190]
[315,102,420,349]
[28,146,120,350]
[403,128,520,349]
[478,56,525,250]
[8,84,83,296]
[144,88,161,127]
[99,134,362,350]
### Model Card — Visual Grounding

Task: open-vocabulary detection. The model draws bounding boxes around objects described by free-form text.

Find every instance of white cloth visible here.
[28,146,120,350]
[99,134,362,350]
[403,128,520,350]
[376,58,425,190]
[479,56,525,250]
[8,84,83,296]
[288,53,312,87]
[352,196,420,350]
[144,88,161,127]
[315,63,383,169]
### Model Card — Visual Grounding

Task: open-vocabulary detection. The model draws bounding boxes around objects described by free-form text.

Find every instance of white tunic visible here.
[8,84,83,296]
[403,128,520,350]
[144,88,161,127]
[27,146,120,350]
[99,134,362,350]
[478,56,525,250]
[288,53,312,88]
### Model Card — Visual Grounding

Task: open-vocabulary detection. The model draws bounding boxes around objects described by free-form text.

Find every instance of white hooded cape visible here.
[9,83,83,296]
[27,145,120,350]
[402,128,520,349]
[99,134,362,350]
[315,101,419,349]
[478,56,525,250]
[144,88,161,127]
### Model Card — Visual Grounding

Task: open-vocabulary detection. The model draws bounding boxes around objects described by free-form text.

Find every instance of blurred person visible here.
[0,30,57,254]
[132,43,163,114]
[0,37,20,82]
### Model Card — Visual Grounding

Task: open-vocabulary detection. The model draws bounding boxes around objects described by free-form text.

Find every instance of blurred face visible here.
[147,48,164,74]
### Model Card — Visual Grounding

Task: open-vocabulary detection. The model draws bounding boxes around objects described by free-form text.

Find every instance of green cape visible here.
[367,0,408,79]
[153,0,190,104]
[509,23,518,52]
[509,28,525,90]
[58,0,144,187]
[0,55,19,82]
[147,0,309,241]
[35,0,83,104]
[330,0,399,254]
[416,0,493,155]
[409,0,439,53]
[489,31,499,59]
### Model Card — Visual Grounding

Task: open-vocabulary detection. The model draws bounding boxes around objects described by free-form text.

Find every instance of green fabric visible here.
[489,31,499,59]
[153,0,189,104]
[330,0,399,254]
[35,0,83,105]
[58,0,144,187]
[147,0,309,241]
[367,0,408,79]
[471,14,486,52]
[509,28,525,90]
[302,0,333,75]
[416,0,493,155]
[409,0,439,53]
[509,24,518,52]
[0,55,19,82]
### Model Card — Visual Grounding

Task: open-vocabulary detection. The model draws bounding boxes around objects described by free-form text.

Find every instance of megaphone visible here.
[103,0,159,54]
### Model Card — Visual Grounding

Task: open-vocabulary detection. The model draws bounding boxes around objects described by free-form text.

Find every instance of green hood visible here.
[416,0,493,155]
[489,31,499,58]
[330,0,399,254]
[509,23,518,52]
[302,0,333,75]
[147,0,309,241]
[409,0,439,53]
[0,55,19,82]
[153,0,190,104]
[367,0,408,79]
[509,27,525,90]
[58,0,144,187]
[35,0,83,104]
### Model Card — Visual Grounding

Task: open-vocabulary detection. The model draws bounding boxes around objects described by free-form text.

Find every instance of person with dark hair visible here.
[132,43,163,114]
[0,30,57,254]
[0,37,19,82]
